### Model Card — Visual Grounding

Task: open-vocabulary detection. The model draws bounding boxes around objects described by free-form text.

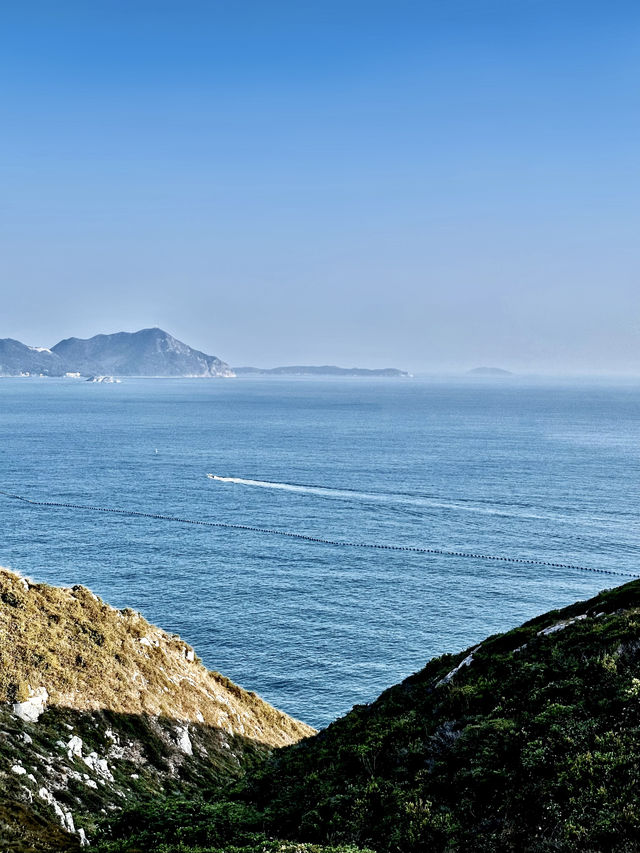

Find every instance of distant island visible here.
[235,365,410,377]
[467,366,513,376]
[0,329,409,380]
[0,328,233,378]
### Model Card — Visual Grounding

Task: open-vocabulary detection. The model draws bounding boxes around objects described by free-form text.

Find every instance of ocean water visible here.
[1,376,640,729]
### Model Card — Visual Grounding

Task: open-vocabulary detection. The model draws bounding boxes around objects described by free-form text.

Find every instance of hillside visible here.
[101,580,640,853]
[51,328,233,377]
[0,568,313,850]
[6,566,640,853]
[0,339,70,377]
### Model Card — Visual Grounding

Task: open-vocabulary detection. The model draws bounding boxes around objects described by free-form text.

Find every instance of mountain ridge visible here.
[0,329,409,378]
[51,328,234,377]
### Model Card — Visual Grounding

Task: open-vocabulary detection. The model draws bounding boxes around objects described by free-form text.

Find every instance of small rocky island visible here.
[467,366,513,376]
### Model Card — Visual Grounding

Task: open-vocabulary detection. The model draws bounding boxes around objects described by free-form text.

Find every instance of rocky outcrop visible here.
[12,687,48,722]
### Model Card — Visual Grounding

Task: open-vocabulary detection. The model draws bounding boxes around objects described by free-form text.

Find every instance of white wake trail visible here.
[207,474,365,500]
[206,473,596,525]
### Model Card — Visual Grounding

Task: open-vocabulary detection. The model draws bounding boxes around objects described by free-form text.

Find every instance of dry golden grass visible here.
[0,567,314,747]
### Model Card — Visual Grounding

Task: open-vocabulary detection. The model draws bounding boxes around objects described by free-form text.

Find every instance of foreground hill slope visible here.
[102,579,640,853]
[51,328,234,377]
[0,568,313,849]
[243,579,640,852]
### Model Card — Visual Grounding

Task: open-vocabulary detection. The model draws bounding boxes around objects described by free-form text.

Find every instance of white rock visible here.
[22,732,33,744]
[38,787,70,831]
[538,614,587,636]
[85,779,98,789]
[185,648,195,662]
[67,735,83,760]
[175,725,193,756]
[11,765,27,775]
[12,687,48,723]
[83,752,114,781]
[437,646,481,686]
[196,711,205,723]
[79,828,89,847]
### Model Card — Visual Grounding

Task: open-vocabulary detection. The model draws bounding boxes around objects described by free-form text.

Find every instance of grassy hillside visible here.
[5,563,640,852]
[0,567,313,850]
[100,580,640,853]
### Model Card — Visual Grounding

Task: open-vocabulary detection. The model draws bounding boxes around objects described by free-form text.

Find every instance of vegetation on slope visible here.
[99,580,640,853]
[0,567,312,745]
[0,568,312,850]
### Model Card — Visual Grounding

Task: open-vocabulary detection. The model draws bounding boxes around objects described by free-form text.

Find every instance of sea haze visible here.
[1,377,639,728]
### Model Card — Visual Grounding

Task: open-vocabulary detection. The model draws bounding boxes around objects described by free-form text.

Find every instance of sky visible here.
[1,0,639,373]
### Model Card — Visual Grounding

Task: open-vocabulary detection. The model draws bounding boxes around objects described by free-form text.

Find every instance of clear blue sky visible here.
[1,0,639,372]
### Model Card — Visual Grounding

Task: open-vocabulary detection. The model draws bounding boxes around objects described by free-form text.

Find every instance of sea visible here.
[1,375,640,729]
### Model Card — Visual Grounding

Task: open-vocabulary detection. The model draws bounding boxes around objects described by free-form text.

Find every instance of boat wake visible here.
[206,473,557,522]
[1,487,635,579]
[206,474,634,529]
[207,474,365,501]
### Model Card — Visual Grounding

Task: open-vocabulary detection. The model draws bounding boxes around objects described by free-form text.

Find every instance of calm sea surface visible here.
[1,376,640,728]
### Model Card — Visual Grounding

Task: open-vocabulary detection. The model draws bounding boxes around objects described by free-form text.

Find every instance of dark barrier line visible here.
[1,489,638,579]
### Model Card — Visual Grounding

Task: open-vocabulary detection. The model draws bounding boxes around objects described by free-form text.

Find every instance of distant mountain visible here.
[2,329,408,380]
[235,365,410,377]
[0,338,70,376]
[51,328,234,377]
[467,366,513,376]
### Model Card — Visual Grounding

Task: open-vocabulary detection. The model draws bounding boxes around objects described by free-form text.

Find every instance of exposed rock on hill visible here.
[51,328,234,377]
[0,568,313,849]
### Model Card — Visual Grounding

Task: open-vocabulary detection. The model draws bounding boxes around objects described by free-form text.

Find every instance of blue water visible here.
[1,376,640,729]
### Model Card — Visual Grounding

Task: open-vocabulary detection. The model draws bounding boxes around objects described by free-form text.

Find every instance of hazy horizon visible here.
[2,1,639,374]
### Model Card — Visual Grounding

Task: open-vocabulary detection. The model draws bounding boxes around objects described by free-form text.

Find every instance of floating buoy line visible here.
[0,488,638,580]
